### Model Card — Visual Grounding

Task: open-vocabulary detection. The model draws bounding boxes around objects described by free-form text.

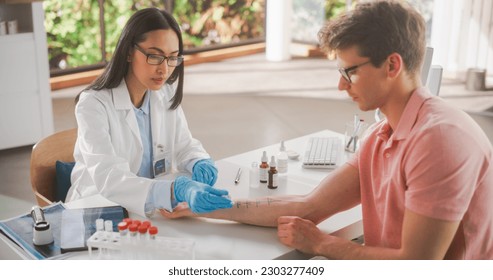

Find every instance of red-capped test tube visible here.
[128,223,138,240]
[118,221,128,237]
[132,220,141,227]
[148,226,158,241]
[142,220,151,229]
[138,224,148,242]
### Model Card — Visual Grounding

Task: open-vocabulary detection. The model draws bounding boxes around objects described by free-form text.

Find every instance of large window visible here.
[44,0,266,76]
[44,0,432,77]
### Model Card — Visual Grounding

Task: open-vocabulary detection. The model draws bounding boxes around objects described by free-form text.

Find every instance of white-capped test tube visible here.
[103,220,114,259]
[104,220,113,237]
[94,218,105,259]
[96,218,104,232]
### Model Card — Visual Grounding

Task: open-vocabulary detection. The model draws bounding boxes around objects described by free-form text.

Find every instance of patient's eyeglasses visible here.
[134,44,184,67]
[338,61,371,83]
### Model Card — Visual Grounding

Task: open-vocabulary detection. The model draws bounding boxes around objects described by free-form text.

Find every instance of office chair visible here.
[30,128,77,206]
[374,47,443,121]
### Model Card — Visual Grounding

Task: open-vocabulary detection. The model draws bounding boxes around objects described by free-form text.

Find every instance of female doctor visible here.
[65,8,233,217]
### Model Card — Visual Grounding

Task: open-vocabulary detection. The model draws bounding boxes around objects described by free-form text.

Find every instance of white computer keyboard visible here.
[302,137,341,169]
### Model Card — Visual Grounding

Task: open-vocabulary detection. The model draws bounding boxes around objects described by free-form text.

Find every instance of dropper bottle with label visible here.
[259,151,269,183]
[268,156,278,189]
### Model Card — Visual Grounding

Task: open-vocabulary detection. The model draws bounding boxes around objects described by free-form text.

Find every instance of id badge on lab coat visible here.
[153,152,167,178]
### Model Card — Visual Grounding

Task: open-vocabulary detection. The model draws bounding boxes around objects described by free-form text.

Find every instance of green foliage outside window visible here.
[44,0,164,71]
[44,0,265,73]
[44,0,102,70]
[103,0,165,61]
[172,0,265,49]
[325,0,350,20]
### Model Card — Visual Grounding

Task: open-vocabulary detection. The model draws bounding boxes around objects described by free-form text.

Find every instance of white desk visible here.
[3,130,362,260]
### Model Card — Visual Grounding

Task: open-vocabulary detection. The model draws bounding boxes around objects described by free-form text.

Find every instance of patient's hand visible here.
[159,203,195,219]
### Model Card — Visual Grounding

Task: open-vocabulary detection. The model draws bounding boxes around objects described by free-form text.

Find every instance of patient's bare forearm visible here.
[233,197,287,208]
[203,195,307,227]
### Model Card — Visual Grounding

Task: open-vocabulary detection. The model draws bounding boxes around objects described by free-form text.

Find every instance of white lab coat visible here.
[66,80,209,216]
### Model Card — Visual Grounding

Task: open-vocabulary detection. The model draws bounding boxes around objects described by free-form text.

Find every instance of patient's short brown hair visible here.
[319,0,426,75]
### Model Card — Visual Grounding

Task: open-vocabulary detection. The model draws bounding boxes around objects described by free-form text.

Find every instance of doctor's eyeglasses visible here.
[134,44,184,67]
[338,60,371,84]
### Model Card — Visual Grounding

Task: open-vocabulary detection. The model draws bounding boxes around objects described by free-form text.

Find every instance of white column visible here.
[266,0,292,61]
[33,2,54,137]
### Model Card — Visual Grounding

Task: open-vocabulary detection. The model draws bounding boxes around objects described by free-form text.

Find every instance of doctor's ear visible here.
[127,50,134,62]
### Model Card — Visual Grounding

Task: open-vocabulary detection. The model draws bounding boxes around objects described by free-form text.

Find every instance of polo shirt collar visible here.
[376,87,432,141]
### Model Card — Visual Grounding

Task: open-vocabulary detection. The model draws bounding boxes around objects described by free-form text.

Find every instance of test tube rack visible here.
[87,231,195,260]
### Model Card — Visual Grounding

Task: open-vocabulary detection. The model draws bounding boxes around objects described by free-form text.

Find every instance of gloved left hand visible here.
[192,158,218,186]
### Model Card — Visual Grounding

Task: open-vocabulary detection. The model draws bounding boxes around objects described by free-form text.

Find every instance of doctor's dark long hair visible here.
[77,8,184,110]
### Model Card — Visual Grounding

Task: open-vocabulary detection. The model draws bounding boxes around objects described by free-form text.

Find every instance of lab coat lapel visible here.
[150,89,164,151]
[112,81,143,152]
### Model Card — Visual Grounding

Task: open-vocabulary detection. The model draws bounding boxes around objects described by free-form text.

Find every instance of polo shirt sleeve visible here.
[404,123,485,221]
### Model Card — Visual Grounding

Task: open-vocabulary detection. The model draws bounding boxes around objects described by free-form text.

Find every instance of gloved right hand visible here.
[173,176,233,213]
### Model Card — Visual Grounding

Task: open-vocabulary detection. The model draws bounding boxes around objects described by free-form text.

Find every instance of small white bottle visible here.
[277,141,288,173]
[249,162,259,188]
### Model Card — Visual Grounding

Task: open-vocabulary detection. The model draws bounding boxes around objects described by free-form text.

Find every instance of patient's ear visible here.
[387,53,403,78]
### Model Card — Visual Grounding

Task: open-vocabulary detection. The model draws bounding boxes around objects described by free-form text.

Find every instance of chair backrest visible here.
[427,65,443,96]
[421,46,434,85]
[422,47,443,96]
[30,128,77,206]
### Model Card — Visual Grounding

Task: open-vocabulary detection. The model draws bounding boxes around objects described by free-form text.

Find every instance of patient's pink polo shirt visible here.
[348,87,493,259]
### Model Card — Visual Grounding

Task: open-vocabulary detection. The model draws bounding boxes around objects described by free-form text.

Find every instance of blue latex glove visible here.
[192,158,218,186]
[173,176,233,213]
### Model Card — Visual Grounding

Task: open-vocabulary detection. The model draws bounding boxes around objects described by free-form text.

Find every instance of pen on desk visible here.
[234,168,242,184]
